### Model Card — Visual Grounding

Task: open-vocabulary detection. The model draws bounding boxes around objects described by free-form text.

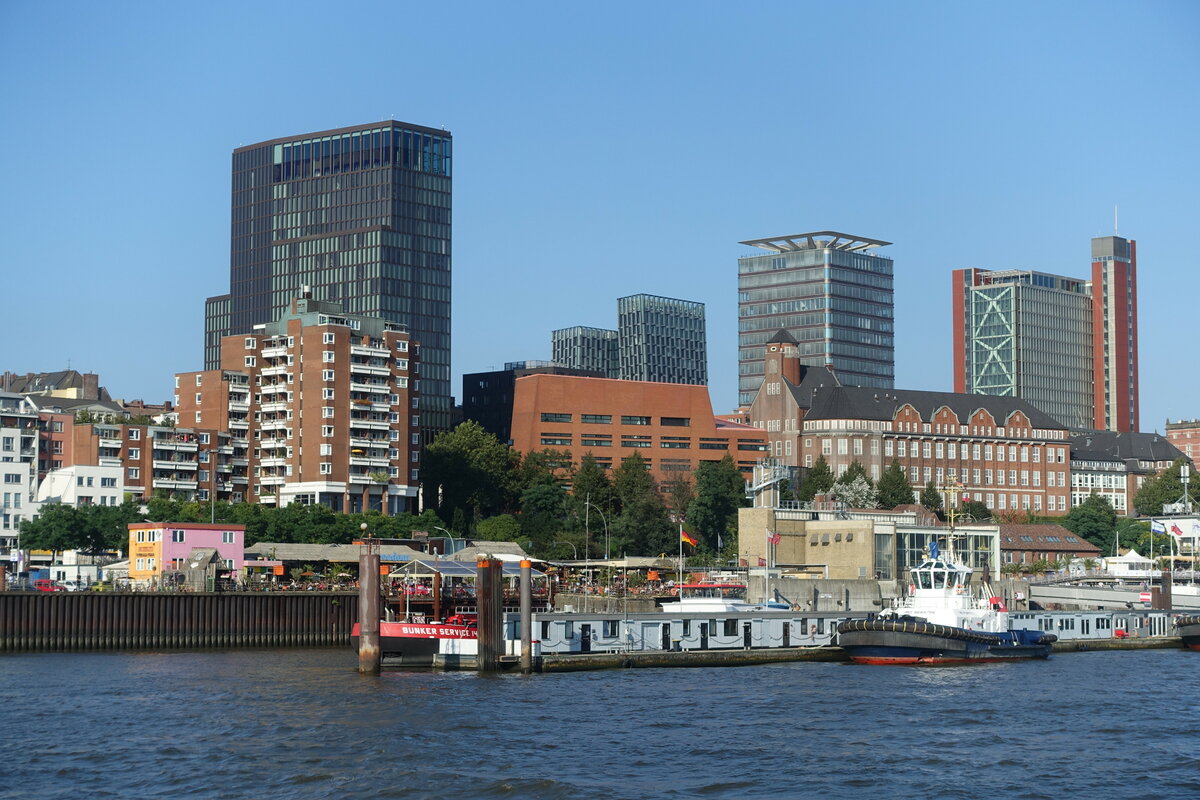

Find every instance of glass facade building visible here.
[737,232,894,406]
[551,326,619,378]
[204,120,453,436]
[617,294,707,385]
[956,269,1092,428]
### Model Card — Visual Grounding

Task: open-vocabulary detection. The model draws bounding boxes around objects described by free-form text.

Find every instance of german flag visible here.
[680,525,699,547]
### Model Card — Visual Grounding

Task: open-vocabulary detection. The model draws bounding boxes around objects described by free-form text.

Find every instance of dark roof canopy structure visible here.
[739,231,892,253]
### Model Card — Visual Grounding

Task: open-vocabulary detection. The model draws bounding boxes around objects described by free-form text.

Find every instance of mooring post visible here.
[520,558,533,674]
[1160,568,1173,611]
[358,524,381,674]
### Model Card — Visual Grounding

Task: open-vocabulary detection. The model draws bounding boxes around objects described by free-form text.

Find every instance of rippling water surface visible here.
[2,648,1198,799]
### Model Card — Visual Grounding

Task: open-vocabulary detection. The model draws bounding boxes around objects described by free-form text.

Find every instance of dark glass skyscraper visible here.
[204,120,452,435]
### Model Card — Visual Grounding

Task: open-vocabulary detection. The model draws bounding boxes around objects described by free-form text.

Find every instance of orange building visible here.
[509,373,766,485]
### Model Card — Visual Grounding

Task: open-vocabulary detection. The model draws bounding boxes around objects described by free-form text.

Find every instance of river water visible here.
[2,648,1197,799]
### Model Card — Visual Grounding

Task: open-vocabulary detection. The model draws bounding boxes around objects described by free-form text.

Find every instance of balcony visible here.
[260,419,288,431]
[261,401,288,413]
[152,478,199,491]
[350,343,390,357]
[230,475,248,484]
[153,459,197,471]
[228,400,250,413]
[260,366,289,378]
[259,457,288,469]
[228,419,250,431]
[349,418,390,431]
[98,437,122,449]
[152,439,199,453]
[350,363,390,377]
[261,345,288,358]
[259,475,286,486]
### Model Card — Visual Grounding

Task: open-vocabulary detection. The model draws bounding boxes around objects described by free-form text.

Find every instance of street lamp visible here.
[432,525,460,556]
[554,540,578,560]
[584,500,610,561]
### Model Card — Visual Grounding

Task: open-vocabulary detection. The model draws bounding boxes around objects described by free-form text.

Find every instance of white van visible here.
[61,580,89,592]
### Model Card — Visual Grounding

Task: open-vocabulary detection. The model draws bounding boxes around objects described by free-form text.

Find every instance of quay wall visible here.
[0,592,359,652]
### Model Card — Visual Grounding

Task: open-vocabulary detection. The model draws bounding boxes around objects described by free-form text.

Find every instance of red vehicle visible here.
[33,579,64,592]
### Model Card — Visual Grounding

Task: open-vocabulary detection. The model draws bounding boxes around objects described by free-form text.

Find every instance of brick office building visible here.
[177,294,420,513]
[749,330,1073,514]
[508,373,767,486]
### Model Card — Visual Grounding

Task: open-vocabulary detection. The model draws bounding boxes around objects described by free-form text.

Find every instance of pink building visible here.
[128,522,245,582]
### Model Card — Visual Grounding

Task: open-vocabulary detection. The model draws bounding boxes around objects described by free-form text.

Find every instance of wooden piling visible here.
[358,546,382,674]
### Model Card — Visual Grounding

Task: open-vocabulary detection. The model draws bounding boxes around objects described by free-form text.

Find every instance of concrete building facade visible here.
[180,295,420,514]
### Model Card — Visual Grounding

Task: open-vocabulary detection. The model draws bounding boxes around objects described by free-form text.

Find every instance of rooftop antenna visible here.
[1114,204,1118,235]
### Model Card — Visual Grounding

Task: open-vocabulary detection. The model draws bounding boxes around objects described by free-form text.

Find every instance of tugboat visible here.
[1175,615,1200,650]
[838,483,1056,665]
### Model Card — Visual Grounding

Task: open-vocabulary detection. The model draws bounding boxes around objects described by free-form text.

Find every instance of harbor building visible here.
[203,120,453,438]
[737,231,894,406]
[1068,430,1185,515]
[553,294,708,385]
[179,294,420,514]
[952,235,1139,432]
[747,331,1072,514]
[507,373,767,486]
[127,522,245,586]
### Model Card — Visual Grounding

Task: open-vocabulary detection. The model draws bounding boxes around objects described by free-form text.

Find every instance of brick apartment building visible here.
[507,373,767,486]
[176,294,420,513]
[1166,419,1200,466]
[749,330,1072,515]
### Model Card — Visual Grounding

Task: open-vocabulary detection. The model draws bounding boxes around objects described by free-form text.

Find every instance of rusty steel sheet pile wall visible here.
[0,592,359,652]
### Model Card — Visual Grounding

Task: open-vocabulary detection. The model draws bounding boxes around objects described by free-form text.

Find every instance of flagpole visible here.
[678,522,683,590]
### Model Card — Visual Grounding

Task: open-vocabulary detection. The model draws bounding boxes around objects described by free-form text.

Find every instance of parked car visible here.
[33,579,64,592]
[61,580,89,592]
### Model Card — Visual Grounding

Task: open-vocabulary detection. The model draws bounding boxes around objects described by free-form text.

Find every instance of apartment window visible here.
[972,468,981,484]
[320,444,332,456]
[411,451,420,462]
[396,359,409,371]
[1021,447,1029,462]
[897,441,906,458]
[322,388,335,400]
[984,445,992,460]
[821,439,832,455]
[411,433,420,445]
[972,444,981,460]
[1009,446,1017,461]
[244,337,256,349]
[411,469,419,481]
[323,351,335,363]
[389,430,400,441]
[997,470,1005,486]
[199,434,209,444]
[322,370,335,381]
[390,394,399,405]
[194,412,202,424]
[320,463,332,475]
[660,417,690,427]
[322,426,334,437]
[853,439,863,456]
[837,439,848,455]
[396,341,409,352]
[1009,470,1017,485]
[129,429,140,441]
[922,442,932,458]
[621,416,650,426]
[322,407,334,418]
[128,467,139,479]
[1033,472,1041,486]
[244,356,256,368]
[411,416,419,427]
[581,414,612,424]
[947,443,956,459]
[322,332,336,344]
[1033,448,1041,463]
[195,375,202,386]
[1021,470,1029,486]
[884,440,893,457]
[101,477,116,488]
[935,443,944,459]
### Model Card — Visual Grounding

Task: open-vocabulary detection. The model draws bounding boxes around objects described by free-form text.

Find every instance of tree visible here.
[920,481,943,517]
[830,475,878,509]
[421,421,518,523]
[960,499,992,522]
[685,455,745,551]
[474,514,523,543]
[610,453,670,556]
[796,456,834,502]
[1134,458,1194,517]
[664,477,695,527]
[837,460,872,488]
[1061,493,1118,554]
[876,460,915,509]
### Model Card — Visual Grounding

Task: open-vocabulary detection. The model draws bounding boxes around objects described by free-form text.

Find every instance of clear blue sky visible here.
[3,1,1197,431]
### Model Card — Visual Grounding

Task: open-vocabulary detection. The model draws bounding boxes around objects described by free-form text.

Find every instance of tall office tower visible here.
[1091,236,1138,432]
[952,269,1093,428]
[737,231,894,406]
[203,120,452,437]
[617,294,707,384]
[551,326,619,377]
[952,235,1139,432]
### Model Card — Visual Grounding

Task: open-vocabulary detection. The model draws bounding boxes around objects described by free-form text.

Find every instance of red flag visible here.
[757,557,767,567]
[768,531,781,545]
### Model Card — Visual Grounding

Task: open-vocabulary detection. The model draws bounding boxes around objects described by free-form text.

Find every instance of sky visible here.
[2,1,1197,432]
